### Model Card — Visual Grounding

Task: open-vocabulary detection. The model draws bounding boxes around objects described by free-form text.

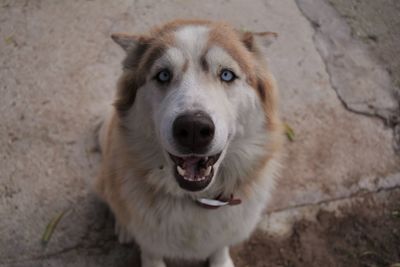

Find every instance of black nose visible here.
[173,111,215,153]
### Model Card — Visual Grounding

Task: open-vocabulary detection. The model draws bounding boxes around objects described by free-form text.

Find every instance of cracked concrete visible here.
[1,0,399,266]
[328,0,400,93]
[296,0,399,121]
[326,0,400,153]
[295,0,400,152]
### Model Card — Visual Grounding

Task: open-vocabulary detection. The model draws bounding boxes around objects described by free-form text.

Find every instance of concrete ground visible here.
[0,0,399,266]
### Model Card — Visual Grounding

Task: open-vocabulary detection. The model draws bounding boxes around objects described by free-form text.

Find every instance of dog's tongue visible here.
[183,156,201,165]
[182,157,203,179]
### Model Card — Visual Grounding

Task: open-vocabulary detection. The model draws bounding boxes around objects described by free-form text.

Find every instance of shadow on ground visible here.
[19,189,398,267]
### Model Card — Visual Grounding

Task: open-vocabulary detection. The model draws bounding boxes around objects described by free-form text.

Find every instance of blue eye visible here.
[155,70,172,83]
[220,69,236,82]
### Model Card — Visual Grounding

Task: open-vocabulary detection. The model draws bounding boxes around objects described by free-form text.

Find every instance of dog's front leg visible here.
[140,250,166,267]
[209,247,234,267]
[114,221,134,244]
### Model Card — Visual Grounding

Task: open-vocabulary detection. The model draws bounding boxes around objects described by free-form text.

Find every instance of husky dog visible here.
[95,20,283,267]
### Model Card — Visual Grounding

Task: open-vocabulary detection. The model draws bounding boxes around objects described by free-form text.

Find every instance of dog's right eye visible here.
[155,70,172,84]
[220,69,237,83]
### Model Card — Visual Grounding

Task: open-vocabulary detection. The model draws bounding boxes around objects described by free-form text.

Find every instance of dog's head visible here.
[112,20,281,196]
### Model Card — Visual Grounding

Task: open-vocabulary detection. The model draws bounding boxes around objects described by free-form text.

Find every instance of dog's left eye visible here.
[220,69,237,83]
[155,70,172,83]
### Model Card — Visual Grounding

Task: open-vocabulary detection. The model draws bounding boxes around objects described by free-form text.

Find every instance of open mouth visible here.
[169,152,222,192]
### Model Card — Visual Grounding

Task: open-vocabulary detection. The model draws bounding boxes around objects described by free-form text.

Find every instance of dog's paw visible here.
[141,251,166,267]
[141,261,166,267]
[114,222,134,244]
[209,258,234,267]
[209,247,235,267]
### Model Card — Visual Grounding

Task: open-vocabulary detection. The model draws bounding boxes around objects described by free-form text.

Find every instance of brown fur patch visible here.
[114,40,170,115]
[182,59,189,73]
[240,31,278,52]
[241,32,254,51]
[207,24,257,84]
[95,114,131,224]
[256,79,267,102]
[200,54,209,72]
[114,71,143,114]
[258,72,280,130]
[122,41,151,69]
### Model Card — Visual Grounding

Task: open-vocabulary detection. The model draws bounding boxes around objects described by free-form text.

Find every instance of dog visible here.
[94,19,283,267]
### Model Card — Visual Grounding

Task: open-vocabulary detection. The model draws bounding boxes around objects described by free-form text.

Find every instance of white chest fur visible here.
[129,196,264,259]
[121,171,275,260]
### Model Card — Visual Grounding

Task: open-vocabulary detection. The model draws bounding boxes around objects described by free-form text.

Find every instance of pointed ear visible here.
[111,33,151,52]
[241,31,278,52]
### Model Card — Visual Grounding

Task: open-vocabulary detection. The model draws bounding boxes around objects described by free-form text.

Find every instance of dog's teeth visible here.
[205,166,212,176]
[177,166,186,176]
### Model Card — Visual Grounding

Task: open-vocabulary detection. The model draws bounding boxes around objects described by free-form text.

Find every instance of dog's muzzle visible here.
[169,111,221,191]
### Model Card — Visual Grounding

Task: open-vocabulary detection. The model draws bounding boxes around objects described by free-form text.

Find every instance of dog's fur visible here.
[94,20,283,267]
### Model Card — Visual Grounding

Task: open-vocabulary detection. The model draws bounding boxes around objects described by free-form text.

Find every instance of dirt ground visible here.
[233,190,400,267]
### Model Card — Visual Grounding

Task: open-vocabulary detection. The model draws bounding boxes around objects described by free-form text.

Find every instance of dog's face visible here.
[112,20,279,194]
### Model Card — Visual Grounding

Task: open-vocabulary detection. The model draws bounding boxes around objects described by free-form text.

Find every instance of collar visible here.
[195,194,242,209]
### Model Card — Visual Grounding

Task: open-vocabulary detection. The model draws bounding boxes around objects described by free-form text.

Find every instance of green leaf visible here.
[284,123,295,142]
[41,209,69,245]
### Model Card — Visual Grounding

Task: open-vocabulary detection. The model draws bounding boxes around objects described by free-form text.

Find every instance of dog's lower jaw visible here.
[209,247,235,267]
